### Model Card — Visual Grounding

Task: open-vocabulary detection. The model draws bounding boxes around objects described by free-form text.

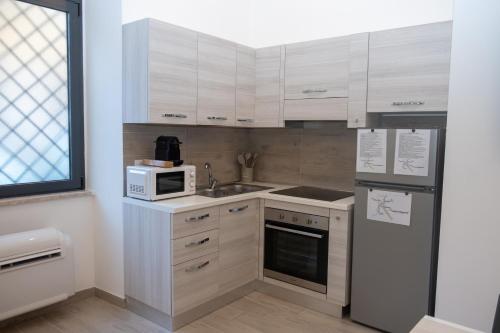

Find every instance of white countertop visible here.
[122,182,355,213]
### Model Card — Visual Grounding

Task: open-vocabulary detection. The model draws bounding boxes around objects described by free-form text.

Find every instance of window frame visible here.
[0,0,85,199]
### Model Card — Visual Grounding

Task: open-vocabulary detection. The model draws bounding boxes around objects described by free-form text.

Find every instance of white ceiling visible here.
[122,0,454,48]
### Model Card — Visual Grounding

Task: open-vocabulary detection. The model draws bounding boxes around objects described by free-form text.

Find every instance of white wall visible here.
[122,0,453,48]
[0,196,95,292]
[435,0,500,331]
[84,0,124,297]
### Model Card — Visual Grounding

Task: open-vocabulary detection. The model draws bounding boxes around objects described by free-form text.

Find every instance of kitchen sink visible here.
[196,183,273,198]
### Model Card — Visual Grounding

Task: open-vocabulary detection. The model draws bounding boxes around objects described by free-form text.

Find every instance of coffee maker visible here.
[155,136,183,166]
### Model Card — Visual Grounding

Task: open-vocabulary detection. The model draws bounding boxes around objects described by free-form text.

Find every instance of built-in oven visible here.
[264,207,329,294]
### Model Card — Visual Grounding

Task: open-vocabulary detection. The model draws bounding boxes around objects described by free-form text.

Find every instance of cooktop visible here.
[270,186,353,202]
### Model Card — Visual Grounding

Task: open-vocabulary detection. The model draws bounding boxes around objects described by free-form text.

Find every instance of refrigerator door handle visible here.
[356,180,435,193]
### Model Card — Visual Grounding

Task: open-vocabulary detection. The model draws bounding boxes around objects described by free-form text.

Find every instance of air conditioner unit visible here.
[0,228,75,320]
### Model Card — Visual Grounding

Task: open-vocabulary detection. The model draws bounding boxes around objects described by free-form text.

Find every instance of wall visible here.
[122,0,453,48]
[123,125,248,188]
[0,196,95,292]
[249,123,357,191]
[124,123,356,192]
[84,0,124,298]
[435,0,500,331]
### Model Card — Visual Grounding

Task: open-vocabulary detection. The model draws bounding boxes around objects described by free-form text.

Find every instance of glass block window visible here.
[0,0,84,198]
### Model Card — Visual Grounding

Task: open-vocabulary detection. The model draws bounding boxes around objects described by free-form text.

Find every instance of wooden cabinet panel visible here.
[235,45,256,127]
[172,252,219,315]
[285,36,350,100]
[284,98,347,121]
[197,34,236,126]
[172,229,219,265]
[255,46,284,127]
[218,200,259,295]
[172,206,219,239]
[148,20,198,124]
[327,209,352,306]
[123,19,198,125]
[367,21,452,113]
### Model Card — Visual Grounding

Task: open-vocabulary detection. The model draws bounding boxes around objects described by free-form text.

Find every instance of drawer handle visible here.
[392,101,425,106]
[302,88,327,94]
[207,116,228,121]
[237,118,254,123]
[185,213,210,222]
[185,260,210,273]
[161,113,188,118]
[229,205,249,213]
[185,237,210,248]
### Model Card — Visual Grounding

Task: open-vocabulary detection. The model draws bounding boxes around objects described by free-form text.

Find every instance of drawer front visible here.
[172,207,219,239]
[172,229,219,265]
[173,252,219,315]
[220,199,259,218]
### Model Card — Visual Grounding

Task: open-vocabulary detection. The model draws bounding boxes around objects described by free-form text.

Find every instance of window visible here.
[0,0,84,198]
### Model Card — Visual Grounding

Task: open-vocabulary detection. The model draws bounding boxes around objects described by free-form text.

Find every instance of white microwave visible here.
[126,165,196,201]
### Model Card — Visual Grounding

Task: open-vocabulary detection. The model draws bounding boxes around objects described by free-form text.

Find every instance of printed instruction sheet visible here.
[367,189,412,226]
[356,129,387,173]
[394,129,431,177]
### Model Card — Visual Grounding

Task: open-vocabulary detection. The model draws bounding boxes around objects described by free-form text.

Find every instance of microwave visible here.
[126,165,196,201]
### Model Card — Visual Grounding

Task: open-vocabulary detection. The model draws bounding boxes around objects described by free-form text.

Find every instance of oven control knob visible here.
[306,219,313,225]
[279,214,285,220]
[190,171,195,177]
[190,181,195,187]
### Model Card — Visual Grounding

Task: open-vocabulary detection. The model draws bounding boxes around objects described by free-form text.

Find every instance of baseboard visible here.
[95,288,126,308]
[0,287,95,328]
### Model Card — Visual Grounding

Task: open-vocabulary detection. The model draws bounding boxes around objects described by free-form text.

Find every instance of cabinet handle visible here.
[161,113,188,118]
[185,213,210,222]
[185,237,210,248]
[302,88,328,94]
[237,118,254,123]
[207,116,228,121]
[229,205,249,213]
[392,101,425,106]
[185,260,210,273]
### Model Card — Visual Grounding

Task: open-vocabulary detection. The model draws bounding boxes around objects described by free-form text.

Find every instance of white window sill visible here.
[0,190,94,207]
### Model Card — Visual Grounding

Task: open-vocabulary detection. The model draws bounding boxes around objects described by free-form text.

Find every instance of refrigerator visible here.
[350,128,446,333]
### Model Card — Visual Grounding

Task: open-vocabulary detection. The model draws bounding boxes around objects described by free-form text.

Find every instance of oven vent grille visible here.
[0,250,62,272]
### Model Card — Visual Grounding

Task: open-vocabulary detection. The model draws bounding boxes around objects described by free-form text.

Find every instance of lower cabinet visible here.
[218,200,259,295]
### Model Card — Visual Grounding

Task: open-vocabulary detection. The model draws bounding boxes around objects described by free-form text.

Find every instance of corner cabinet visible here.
[197,34,237,126]
[367,21,453,113]
[123,19,198,124]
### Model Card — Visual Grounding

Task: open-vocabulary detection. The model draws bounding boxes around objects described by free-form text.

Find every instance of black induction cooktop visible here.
[270,186,353,202]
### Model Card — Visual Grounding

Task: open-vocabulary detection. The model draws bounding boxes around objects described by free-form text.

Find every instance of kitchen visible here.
[0,1,499,333]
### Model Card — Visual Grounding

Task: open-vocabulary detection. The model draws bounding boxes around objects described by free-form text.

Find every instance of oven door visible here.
[153,170,186,199]
[264,220,328,293]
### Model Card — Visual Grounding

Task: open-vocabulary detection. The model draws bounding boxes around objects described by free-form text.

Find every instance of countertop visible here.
[122,182,355,213]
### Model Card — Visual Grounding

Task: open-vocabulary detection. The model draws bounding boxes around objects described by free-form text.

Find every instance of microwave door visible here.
[155,171,185,197]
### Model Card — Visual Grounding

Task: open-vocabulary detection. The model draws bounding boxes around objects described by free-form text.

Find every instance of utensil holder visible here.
[241,167,254,183]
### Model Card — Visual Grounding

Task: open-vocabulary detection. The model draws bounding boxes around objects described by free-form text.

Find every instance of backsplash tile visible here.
[123,122,356,192]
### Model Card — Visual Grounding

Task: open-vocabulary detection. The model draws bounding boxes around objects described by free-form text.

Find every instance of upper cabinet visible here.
[283,36,350,121]
[235,46,256,127]
[197,34,237,126]
[123,19,198,124]
[255,46,284,127]
[285,36,350,99]
[367,21,453,113]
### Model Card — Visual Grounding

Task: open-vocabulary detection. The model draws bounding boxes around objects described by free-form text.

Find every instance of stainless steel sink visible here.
[196,183,272,198]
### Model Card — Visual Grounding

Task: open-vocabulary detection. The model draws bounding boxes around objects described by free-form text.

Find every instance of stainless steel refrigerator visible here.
[351,128,446,333]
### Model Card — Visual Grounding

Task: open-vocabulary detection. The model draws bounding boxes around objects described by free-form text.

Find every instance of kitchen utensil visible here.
[244,152,252,167]
[238,154,245,166]
[250,153,258,167]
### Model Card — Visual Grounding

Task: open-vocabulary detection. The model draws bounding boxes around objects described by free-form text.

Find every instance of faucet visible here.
[204,162,218,190]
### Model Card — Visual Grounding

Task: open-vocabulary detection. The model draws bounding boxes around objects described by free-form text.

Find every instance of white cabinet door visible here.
[123,19,198,125]
[218,200,259,295]
[255,46,284,127]
[197,34,236,126]
[285,36,350,100]
[235,45,256,127]
[367,21,452,113]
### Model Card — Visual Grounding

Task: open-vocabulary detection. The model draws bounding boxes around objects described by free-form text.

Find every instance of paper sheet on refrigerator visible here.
[356,129,387,173]
[367,189,412,226]
[394,129,431,176]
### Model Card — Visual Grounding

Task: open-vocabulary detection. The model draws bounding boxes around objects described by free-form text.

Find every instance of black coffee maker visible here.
[155,136,183,166]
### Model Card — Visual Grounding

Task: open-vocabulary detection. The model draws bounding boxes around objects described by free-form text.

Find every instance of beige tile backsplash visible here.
[123,122,356,192]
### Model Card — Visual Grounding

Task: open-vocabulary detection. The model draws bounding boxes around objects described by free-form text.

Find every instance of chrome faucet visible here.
[204,162,218,190]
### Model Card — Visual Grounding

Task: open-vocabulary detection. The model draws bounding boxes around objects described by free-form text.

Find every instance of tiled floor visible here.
[2,292,378,333]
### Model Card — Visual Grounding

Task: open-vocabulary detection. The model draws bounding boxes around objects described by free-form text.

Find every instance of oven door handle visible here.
[265,224,323,239]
